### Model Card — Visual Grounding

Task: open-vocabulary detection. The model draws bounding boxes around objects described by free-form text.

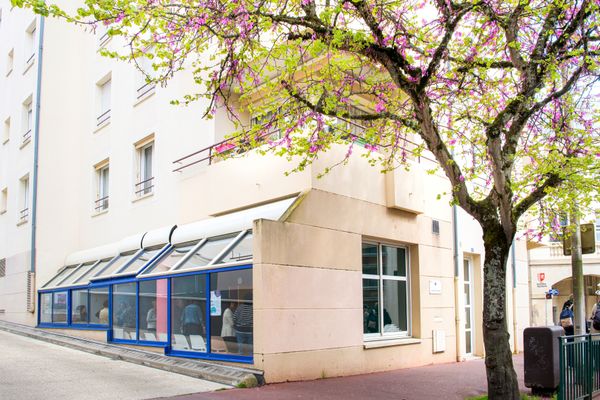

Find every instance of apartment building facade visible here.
[0,3,531,383]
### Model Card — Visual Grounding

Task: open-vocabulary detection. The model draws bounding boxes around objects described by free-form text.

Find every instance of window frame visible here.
[134,137,155,198]
[362,240,411,341]
[94,161,110,212]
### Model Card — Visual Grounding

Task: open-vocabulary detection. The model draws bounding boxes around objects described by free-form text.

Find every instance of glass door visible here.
[464,259,474,355]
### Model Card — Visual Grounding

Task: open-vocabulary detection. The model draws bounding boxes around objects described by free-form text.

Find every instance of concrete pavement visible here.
[0,330,228,400]
[153,355,527,400]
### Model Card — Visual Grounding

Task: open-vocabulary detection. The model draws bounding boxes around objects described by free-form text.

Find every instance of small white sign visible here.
[429,280,442,295]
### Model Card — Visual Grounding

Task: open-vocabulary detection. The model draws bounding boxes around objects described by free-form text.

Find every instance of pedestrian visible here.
[560,299,574,337]
[233,293,253,355]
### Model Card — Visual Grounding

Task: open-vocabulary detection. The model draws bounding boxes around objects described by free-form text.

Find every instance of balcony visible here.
[136,82,156,101]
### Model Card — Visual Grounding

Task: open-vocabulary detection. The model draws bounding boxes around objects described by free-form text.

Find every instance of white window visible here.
[94,161,109,212]
[134,137,154,197]
[18,175,29,224]
[96,75,111,126]
[2,117,9,144]
[22,96,33,144]
[0,187,7,214]
[362,242,410,339]
[135,52,156,101]
[24,20,36,68]
[6,48,13,76]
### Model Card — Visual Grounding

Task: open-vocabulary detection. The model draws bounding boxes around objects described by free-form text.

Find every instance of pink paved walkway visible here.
[155,354,527,400]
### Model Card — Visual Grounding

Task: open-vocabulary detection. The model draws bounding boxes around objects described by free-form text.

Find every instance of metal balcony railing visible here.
[98,32,110,47]
[23,129,32,143]
[134,177,154,196]
[25,53,35,66]
[94,196,109,212]
[136,82,156,100]
[97,109,111,126]
[173,118,435,173]
[19,207,29,223]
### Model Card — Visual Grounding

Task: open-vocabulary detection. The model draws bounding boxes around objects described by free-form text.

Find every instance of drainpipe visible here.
[30,16,45,275]
[511,243,518,353]
[453,203,462,361]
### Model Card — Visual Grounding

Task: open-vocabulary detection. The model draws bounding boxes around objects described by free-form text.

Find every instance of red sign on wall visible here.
[538,273,546,282]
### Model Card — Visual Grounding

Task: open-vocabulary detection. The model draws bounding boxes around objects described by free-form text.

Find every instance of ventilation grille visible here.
[0,258,5,277]
[432,220,440,235]
[26,271,35,313]
[0,309,5,314]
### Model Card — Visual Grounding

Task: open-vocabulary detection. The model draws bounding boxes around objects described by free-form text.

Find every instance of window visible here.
[71,289,89,324]
[52,291,68,323]
[42,265,79,288]
[6,48,13,76]
[139,279,168,342]
[18,175,29,224]
[3,117,9,144]
[113,282,137,340]
[134,138,154,197]
[210,268,253,356]
[174,234,240,272]
[171,275,207,352]
[24,20,36,68]
[22,96,33,144]
[94,161,109,212]
[362,242,410,338]
[40,293,52,324]
[92,252,140,278]
[89,287,109,325]
[141,242,198,275]
[117,246,164,276]
[0,187,7,214]
[96,76,111,126]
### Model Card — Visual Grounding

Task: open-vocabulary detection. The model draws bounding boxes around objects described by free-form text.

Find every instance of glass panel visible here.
[40,293,52,323]
[71,289,89,324]
[465,307,471,329]
[382,246,406,277]
[362,243,378,276]
[382,280,407,332]
[94,253,138,277]
[43,265,78,288]
[465,330,472,354]
[139,280,168,342]
[89,287,109,325]
[60,263,95,287]
[113,283,137,340]
[141,244,197,275]
[73,258,114,284]
[217,233,253,264]
[176,236,236,271]
[171,275,207,352]
[52,292,68,323]
[118,247,163,275]
[464,283,471,306]
[210,269,253,356]
[363,278,380,334]
[463,259,470,281]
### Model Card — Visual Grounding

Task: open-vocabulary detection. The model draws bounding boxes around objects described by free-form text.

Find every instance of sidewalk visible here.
[154,355,526,400]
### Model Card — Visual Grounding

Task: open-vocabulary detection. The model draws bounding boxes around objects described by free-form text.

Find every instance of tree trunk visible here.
[482,225,520,400]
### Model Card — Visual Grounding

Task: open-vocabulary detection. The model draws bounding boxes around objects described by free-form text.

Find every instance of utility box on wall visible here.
[433,330,446,353]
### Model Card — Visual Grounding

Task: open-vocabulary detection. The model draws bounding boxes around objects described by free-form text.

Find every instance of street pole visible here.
[571,207,586,335]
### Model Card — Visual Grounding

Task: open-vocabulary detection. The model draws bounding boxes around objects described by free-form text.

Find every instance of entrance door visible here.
[464,259,474,355]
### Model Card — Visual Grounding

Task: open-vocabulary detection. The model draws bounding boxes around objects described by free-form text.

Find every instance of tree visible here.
[16,0,600,398]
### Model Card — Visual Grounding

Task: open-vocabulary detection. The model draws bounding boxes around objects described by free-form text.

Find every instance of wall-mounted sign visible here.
[538,273,545,282]
[429,280,442,295]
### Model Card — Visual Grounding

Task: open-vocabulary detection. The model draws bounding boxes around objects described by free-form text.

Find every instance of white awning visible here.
[141,225,177,249]
[117,233,145,254]
[64,242,120,266]
[171,197,296,245]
